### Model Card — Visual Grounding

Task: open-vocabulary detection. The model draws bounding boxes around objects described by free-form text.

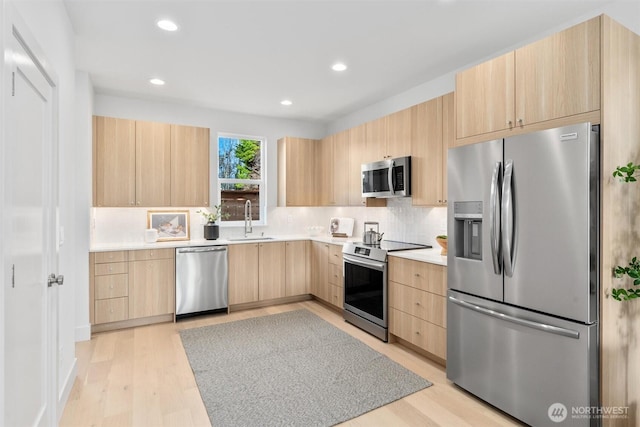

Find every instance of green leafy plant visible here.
[196,205,225,223]
[612,257,640,301]
[612,162,640,183]
[436,235,447,239]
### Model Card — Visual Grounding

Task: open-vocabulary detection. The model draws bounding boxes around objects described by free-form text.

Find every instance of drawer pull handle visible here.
[415,302,420,306]
[415,331,420,335]
[414,273,420,277]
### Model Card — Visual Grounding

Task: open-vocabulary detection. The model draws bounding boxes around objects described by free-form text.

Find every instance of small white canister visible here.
[144,228,159,243]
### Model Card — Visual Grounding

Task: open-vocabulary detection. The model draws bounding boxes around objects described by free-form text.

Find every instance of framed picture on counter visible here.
[147,210,190,242]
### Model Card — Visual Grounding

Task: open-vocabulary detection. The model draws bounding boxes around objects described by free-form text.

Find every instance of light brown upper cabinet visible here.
[170,124,210,207]
[318,131,350,206]
[348,124,367,206]
[364,107,413,162]
[456,17,600,142]
[93,116,136,207]
[410,92,454,207]
[94,116,210,207]
[135,121,171,206]
[386,107,413,159]
[277,137,318,206]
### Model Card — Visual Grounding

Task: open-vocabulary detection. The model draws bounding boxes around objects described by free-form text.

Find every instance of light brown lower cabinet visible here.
[388,256,447,361]
[228,241,310,306]
[90,248,175,330]
[311,242,343,309]
[285,241,310,296]
[228,244,259,305]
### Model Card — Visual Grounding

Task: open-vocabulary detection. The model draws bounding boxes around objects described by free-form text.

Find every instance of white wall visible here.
[9,0,80,417]
[74,71,93,342]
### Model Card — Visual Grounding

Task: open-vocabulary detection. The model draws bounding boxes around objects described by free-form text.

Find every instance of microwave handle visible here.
[388,159,395,194]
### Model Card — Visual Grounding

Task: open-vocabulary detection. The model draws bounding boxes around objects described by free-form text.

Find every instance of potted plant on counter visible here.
[197,205,224,240]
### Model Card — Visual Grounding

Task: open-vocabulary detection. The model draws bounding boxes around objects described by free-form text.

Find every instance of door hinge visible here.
[11,71,15,96]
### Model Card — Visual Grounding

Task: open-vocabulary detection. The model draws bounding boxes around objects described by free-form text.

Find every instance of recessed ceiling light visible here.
[157,19,178,32]
[280,100,293,106]
[332,63,347,72]
[149,78,165,86]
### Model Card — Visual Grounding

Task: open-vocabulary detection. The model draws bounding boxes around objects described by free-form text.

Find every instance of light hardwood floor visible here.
[60,300,523,426]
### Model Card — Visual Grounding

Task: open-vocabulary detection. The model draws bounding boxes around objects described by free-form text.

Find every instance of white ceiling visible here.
[63,0,617,123]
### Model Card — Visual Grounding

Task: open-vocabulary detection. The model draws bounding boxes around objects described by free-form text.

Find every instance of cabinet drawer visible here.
[389,308,446,360]
[94,262,128,276]
[95,274,128,300]
[94,251,128,264]
[388,257,447,296]
[129,248,174,261]
[328,263,343,286]
[389,281,446,327]
[329,244,343,265]
[94,297,128,324]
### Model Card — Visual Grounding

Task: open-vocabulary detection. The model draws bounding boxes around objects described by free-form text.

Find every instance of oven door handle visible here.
[343,254,386,271]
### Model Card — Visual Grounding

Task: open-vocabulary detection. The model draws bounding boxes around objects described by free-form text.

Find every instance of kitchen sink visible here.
[227,236,275,241]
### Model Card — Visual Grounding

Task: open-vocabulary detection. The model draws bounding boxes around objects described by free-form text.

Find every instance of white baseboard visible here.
[75,323,91,342]
[57,357,77,420]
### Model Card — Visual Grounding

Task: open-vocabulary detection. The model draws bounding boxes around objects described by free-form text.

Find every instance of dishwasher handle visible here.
[177,246,227,254]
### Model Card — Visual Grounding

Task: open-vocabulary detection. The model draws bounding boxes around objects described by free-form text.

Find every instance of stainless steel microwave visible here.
[361,156,411,198]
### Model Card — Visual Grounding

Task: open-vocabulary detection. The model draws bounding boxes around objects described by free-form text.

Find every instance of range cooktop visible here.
[343,240,431,262]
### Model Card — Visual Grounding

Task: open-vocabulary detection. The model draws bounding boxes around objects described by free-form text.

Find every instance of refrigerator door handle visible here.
[489,161,502,274]
[448,296,580,339]
[502,159,514,277]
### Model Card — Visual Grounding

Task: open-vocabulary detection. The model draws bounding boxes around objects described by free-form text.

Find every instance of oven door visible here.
[343,254,387,327]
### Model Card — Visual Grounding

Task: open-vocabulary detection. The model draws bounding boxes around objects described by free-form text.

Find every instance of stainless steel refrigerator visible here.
[446,123,599,427]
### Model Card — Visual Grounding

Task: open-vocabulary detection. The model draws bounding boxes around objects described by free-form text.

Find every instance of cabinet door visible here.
[171,124,210,206]
[277,137,318,206]
[135,121,171,206]
[310,241,329,302]
[455,52,515,139]
[285,241,309,296]
[386,107,412,158]
[258,242,286,300]
[442,92,455,202]
[364,116,387,163]
[332,130,350,206]
[93,116,136,206]
[228,244,259,304]
[411,97,443,206]
[128,258,175,319]
[317,135,334,206]
[515,17,600,126]
[348,124,366,206]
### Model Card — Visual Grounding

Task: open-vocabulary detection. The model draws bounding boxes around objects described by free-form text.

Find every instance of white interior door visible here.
[3,18,58,427]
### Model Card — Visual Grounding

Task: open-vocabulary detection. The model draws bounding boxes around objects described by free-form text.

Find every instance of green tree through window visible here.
[218,135,264,222]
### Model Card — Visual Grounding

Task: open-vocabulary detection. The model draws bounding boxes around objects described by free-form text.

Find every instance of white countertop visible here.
[388,247,447,266]
[91,235,447,266]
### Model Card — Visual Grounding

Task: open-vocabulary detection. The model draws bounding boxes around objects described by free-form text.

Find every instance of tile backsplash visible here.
[91,198,447,247]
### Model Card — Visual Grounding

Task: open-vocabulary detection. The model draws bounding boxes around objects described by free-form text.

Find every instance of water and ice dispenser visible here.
[453,201,483,260]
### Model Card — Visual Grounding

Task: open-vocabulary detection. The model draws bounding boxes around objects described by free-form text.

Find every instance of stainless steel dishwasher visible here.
[175,246,228,319]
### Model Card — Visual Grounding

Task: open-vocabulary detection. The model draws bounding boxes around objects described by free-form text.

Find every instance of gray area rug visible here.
[179,309,432,427]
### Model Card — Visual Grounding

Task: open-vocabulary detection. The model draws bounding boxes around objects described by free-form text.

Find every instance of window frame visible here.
[217,132,267,227]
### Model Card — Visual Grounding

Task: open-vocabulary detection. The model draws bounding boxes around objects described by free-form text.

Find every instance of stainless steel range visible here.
[342,240,430,341]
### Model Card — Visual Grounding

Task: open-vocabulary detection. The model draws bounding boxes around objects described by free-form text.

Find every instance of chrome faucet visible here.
[244,199,252,237]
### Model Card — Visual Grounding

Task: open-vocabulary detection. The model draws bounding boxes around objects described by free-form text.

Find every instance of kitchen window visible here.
[218,133,266,225]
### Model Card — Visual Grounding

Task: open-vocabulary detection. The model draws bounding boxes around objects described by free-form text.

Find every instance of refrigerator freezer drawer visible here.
[447,290,599,427]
